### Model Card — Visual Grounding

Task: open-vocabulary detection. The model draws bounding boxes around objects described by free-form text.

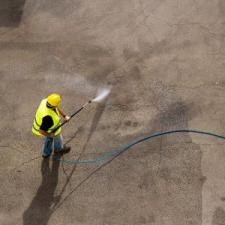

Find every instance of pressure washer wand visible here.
[53,100,92,133]
[53,88,111,133]
[69,100,92,120]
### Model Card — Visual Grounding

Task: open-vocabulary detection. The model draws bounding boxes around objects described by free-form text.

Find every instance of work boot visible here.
[42,154,51,159]
[61,146,71,154]
[54,146,71,156]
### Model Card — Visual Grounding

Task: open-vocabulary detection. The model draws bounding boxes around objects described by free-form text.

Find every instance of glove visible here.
[64,115,70,121]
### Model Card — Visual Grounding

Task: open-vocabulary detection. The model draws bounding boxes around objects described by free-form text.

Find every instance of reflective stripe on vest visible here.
[32,99,62,136]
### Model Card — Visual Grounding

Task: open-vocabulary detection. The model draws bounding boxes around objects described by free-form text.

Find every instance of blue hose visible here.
[59,129,225,165]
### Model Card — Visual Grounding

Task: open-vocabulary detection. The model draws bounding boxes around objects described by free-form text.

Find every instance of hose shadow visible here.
[22,155,61,225]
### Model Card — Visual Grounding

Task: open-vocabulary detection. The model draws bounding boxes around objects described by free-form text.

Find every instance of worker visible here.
[32,93,71,158]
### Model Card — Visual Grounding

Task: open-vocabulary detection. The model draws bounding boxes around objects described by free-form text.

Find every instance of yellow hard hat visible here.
[47,93,61,107]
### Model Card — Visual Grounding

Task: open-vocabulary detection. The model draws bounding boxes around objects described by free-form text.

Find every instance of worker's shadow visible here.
[23,155,61,225]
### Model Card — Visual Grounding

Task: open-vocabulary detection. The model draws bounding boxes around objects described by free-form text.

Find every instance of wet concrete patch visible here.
[148,90,203,224]
[0,0,26,27]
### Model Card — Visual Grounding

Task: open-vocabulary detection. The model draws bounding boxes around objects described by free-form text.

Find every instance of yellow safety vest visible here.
[32,99,62,136]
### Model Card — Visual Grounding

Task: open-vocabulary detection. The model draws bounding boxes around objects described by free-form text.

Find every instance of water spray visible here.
[92,88,111,102]
[53,88,111,132]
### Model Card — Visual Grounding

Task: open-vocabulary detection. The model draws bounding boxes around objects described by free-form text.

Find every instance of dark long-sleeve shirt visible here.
[39,116,54,131]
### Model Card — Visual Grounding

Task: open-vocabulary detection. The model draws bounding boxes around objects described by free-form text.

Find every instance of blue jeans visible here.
[42,134,63,156]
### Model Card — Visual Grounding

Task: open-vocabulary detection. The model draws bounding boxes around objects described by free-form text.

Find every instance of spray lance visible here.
[52,88,111,133]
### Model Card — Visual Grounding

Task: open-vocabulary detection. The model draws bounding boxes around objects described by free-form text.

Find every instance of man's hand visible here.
[64,115,70,122]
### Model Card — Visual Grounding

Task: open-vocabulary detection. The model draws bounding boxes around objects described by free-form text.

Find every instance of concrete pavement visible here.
[1,0,225,224]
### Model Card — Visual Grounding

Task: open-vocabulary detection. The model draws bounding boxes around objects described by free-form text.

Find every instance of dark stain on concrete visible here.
[123,48,139,60]
[23,157,61,225]
[138,214,155,224]
[62,42,117,84]
[135,32,193,61]
[156,101,192,128]
[124,120,139,128]
[124,120,132,126]
[138,171,156,190]
[82,45,113,58]
[137,214,155,224]
[199,175,207,184]
[212,207,225,225]
[0,0,26,27]
[148,96,203,224]
[129,66,142,80]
